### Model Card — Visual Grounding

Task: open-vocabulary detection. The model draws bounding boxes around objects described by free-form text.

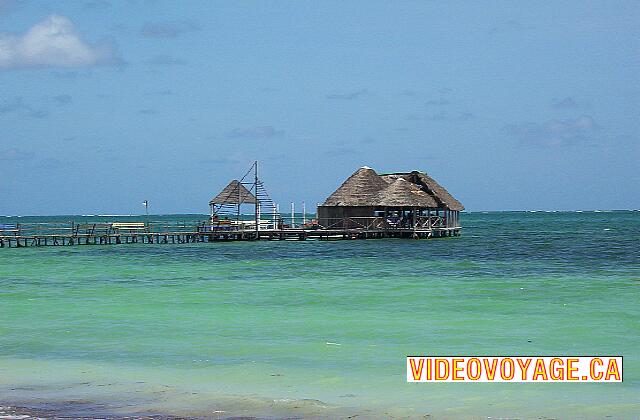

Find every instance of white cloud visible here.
[0,15,116,69]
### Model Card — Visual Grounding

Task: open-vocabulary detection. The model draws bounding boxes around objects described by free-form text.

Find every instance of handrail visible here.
[0,216,461,237]
[317,216,457,230]
[0,220,213,237]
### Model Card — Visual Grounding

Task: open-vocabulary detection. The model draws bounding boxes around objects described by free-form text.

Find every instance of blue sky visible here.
[0,0,638,214]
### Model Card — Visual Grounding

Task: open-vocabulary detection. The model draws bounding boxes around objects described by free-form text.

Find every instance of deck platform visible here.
[0,224,460,248]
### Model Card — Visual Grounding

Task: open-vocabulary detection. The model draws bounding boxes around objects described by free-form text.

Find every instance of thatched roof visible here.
[321,166,464,210]
[381,171,465,211]
[209,180,257,205]
[375,178,439,207]
[416,172,464,211]
[321,166,389,206]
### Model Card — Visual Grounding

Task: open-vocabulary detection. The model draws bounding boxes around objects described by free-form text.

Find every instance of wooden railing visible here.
[418,216,461,228]
[199,220,277,232]
[416,216,443,228]
[0,221,204,237]
[0,223,74,237]
[319,216,459,230]
[1,216,461,238]
[320,217,386,230]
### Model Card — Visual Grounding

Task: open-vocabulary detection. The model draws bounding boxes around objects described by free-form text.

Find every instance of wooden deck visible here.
[0,220,460,248]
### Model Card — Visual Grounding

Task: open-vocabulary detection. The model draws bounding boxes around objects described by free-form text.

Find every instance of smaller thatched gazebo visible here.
[209,180,257,219]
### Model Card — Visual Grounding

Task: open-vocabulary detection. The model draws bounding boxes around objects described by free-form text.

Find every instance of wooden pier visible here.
[0,232,204,248]
[0,219,460,249]
[1,163,466,249]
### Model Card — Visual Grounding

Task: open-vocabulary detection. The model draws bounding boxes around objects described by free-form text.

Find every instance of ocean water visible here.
[0,211,638,419]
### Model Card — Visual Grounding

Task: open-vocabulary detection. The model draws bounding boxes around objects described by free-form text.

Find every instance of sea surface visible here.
[0,211,638,419]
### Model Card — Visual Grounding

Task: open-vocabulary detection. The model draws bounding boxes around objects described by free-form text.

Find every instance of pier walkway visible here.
[0,219,460,248]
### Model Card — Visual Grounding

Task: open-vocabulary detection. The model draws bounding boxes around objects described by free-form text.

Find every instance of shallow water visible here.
[0,211,638,418]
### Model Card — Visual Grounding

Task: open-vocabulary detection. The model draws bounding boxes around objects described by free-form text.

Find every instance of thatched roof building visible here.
[322,166,389,206]
[317,166,463,229]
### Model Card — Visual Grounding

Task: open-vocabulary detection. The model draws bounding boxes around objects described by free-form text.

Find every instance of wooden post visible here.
[273,203,278,229]
[237,179,241,225]
[384,207,388,230]
[291,202,295,228]
[302,201,306,225]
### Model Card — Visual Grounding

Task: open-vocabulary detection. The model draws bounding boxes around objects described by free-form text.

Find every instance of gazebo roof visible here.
[209,180,257,205]
[381,172,464,211]
[321,166,464,210]
[321,166,389,206]
[375,178,439,207]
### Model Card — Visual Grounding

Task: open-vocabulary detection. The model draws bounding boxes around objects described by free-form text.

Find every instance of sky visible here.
[0,0,638,215]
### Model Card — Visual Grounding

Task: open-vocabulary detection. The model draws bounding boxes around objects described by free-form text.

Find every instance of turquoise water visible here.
[0,211,638,418]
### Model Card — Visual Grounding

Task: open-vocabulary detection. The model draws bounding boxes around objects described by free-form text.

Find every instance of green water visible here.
[0,211,638,418]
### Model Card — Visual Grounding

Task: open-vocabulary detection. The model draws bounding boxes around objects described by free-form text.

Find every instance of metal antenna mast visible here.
[209,161,279,239]
[254,161,259,236]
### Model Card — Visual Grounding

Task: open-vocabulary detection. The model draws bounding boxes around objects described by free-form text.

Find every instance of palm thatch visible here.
[415,172,464,211]
[209,180,257,205]
[321,166,389,206]
[375,178,439,207]
[321,166,464,210]
[380,172,464,211]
